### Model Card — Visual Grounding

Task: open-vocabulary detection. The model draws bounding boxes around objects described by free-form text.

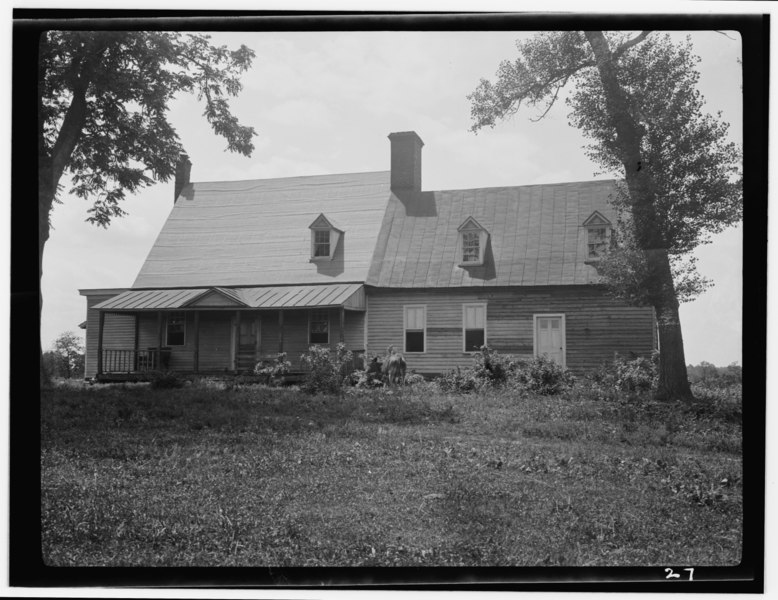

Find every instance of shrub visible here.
[512,355,575,395]
[149,371,185,390]
[301,343,353,395]
[254,352,292,386]
[471,346,516,386]
[613,352,658,393]
[435,366,478,393]
[435,347,517,393]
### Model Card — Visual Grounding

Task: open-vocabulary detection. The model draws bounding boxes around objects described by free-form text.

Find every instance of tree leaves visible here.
[468,31,742,302]
[39,31,258,227]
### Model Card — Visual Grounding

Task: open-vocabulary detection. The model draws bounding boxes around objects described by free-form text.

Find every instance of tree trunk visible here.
[38,40,93,384]
[585,31,693,402]
[646,249,694,402]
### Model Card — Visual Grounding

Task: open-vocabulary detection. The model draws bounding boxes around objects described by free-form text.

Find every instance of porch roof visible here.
[93,283,366,311]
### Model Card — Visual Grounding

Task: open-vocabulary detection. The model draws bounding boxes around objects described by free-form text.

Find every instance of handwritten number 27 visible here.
[665,568,694,581]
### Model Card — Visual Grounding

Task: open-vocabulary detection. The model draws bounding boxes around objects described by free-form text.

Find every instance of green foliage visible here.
[41,381,742,566]
[512,355,576,395]
[436,347,574,395]
[301,343,353,395]
[687,361,742,387]
[468,31,742,305]
[47,331,85,379]
[39,31,257,227]
[254,352,292,386]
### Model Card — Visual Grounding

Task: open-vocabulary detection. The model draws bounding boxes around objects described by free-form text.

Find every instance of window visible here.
[313,229,330,257]
[309,213,343,261]
[309,309,329,344]
[462,231,481,264]
[587,227,609,259]
[166,312,186,346]
[404,305,426,353]
[463,303,486,352]
[582,211,612,260]
[457,217,488,266]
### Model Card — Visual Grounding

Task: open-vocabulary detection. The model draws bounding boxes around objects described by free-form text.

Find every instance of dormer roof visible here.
[582,210,612,227]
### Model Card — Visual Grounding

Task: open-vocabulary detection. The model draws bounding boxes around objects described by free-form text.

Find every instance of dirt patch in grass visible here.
[41,384,742,566]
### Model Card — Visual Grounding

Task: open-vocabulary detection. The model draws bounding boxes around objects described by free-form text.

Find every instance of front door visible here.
[236,317,260,372]
[535,315,565,367]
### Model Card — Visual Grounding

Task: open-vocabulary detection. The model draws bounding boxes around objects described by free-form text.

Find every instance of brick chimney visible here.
[388,131,423,193]
[174,153,192,203]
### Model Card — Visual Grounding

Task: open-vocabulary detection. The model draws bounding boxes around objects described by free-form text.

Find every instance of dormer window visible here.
[582,211,612,260]
[309,213,343,261]
[457,217,488,266]
[313,229,330,257]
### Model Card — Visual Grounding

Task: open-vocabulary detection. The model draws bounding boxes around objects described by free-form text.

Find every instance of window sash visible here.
[404,306,426,353]
[462,231,481,263]
[463,304,486,352]
[309,309,329,344]
[313,229,330,257]
[166,313,186,346]
[587,227,608,258]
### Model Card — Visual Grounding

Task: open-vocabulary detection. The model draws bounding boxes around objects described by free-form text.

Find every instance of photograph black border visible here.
[12,9,767,592]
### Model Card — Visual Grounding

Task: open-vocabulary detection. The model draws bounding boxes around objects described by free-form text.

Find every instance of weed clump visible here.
[254,352,292,386]
[301,343,354,395]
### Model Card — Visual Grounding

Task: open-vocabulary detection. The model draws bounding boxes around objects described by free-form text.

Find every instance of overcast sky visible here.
[40,29,743,366]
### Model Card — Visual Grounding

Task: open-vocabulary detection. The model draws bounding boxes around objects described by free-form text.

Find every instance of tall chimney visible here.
[388,131,423,193]
[174,153,192,203]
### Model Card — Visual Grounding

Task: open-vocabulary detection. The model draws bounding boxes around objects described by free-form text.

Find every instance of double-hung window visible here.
[404,305,426,353]
[309,309,329,344]
[463,303,486,352]
[166,312,186,346]
[313,229,331,258]
[587,226,609,259]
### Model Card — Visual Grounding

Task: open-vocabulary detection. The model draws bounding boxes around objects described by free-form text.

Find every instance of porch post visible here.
[96,310,105,376]
[133,314,140,371]
[278,309,284,353]
[234,310,241,373]
[157,311,163,369]
[339,306,345,344]
[193,311,200,374]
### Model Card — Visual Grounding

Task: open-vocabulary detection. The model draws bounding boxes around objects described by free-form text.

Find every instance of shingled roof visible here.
[366,179,618,287]
[132,171,391,288]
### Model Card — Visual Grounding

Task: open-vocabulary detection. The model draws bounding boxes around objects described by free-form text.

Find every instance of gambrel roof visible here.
[366,179,618,287]
[132,171,391,288]
[130,168,618,291]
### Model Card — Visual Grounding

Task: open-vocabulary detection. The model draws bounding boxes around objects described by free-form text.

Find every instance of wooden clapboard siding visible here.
[82,291,128,378]
[366,286,655,375]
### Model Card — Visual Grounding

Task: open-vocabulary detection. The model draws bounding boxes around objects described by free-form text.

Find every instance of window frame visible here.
[311,228,332,260]
[403,304,427,354]
[457,217,488,267]
[462,303,487,353]
[308,309,330,345]
[165,312,186,347]
[586,225,610,260]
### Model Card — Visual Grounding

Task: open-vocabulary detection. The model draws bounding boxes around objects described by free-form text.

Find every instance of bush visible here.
[254,352,292,386]
[512,355,575,395]
[435,366,478,393]
[301,343,353,395]
[613,352,658,393]
[471,346,515,386]
[149,371,185,390]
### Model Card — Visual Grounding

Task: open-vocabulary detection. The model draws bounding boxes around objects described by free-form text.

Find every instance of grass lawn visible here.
[41,381,742,566]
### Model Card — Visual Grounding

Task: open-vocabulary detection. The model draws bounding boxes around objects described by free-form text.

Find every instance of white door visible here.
[536,316,565,366]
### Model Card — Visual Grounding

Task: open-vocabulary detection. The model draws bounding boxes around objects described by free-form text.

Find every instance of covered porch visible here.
[90,284,366,381]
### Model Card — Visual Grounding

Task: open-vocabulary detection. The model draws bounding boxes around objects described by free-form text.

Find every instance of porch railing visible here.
[101,348,171,373]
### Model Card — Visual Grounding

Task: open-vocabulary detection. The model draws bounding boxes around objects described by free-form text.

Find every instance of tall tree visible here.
[38,31,258,384]
[50,331,85,379]
[469,32,741,401]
